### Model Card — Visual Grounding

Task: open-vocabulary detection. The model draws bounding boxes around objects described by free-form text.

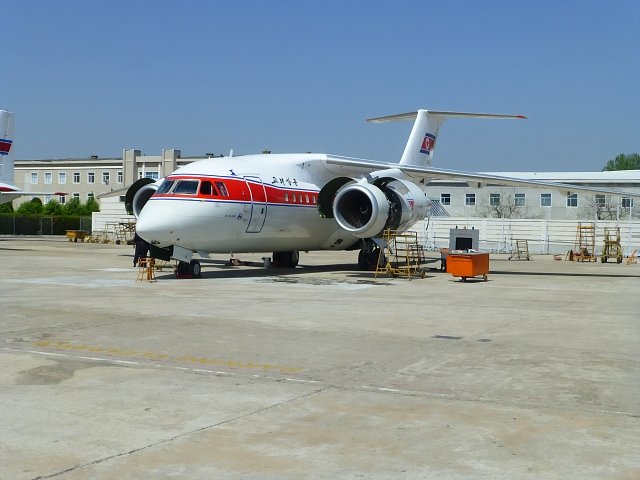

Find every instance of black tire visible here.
[273,251,299,268]
[176,261,190,276]
[189,260,202,277]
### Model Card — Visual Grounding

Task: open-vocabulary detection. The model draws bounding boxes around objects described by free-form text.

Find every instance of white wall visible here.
[414,217,640,256]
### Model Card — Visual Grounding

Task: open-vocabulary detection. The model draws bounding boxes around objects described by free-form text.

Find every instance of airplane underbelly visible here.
[138,198,355,253]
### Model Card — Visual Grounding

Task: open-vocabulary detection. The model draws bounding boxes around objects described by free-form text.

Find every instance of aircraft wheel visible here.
[176,261,190,276]
[190,260,202,277]
[273,251,299,268]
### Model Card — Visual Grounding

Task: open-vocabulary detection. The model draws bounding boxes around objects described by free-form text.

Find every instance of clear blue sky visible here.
[3,0,639,171]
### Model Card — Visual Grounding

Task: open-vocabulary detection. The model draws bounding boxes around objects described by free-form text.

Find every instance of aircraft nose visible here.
[135,204,174,247]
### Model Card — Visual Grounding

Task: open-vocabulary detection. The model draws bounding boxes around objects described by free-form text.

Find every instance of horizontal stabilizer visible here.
[367,110,527,123]
[366,109,526,167]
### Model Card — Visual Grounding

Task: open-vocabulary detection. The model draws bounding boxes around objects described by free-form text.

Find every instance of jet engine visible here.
[332,178,428,238]
[125,177,158,218]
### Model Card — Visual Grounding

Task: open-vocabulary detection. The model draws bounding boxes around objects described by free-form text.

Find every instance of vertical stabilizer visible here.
[0,110,15,186]
[367,109,526,167]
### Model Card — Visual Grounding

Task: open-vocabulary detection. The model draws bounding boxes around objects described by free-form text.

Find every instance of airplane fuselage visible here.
[135,153,428,254]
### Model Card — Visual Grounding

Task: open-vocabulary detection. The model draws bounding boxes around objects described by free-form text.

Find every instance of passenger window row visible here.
[283,192,317,204]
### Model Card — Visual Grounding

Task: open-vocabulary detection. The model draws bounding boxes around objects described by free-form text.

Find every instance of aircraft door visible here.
[244,176,267,233]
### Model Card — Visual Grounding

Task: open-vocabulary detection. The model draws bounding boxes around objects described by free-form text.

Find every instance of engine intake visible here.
[333,183,390,238]
[332,178,429,239]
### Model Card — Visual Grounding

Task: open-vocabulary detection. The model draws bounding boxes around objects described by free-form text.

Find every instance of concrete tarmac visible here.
[0,238,639,479]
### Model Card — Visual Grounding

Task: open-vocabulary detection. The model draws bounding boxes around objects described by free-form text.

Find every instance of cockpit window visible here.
[200,181,212,195]
[173,180,199,195]
[199,180,219,196]
[156,180,174,194]
[215,182,229,197]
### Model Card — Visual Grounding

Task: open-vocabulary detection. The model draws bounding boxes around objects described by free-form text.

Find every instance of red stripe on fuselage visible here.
[152,175,320,206]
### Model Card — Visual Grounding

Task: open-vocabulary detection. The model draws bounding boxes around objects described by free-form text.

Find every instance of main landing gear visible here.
[272,251,299,268]
[176,259,202,278]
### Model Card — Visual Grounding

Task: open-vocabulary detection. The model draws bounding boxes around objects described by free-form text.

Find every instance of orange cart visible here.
[446,252,489,282]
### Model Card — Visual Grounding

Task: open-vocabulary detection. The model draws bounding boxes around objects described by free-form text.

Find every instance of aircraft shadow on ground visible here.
[152,260,377,281]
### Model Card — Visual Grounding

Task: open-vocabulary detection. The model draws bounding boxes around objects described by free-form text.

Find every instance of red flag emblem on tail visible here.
[420,133,436,155]
[0,138,12,155]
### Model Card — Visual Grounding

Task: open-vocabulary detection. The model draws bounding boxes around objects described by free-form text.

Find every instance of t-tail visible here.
[367,109,526,167]
[0,110,15,187]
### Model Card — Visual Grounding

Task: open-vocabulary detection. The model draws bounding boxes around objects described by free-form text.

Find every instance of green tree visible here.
[16,198,44,214]
[43,199,64,215]
[85,197,100,213]
[0,202,14,213]
[603,153,640,171]
[62,197,83,216]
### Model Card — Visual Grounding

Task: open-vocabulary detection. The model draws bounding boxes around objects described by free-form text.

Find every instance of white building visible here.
[426,170,639,220]
[12,149,190,207]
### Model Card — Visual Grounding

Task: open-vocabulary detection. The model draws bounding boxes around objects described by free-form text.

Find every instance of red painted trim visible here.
[155,175,320,206]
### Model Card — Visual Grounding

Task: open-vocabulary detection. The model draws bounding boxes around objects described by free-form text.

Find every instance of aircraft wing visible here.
[319,156,640,198]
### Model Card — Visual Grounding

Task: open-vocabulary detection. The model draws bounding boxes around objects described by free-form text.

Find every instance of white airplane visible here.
[0,110,22,204]
[127,108,637,276]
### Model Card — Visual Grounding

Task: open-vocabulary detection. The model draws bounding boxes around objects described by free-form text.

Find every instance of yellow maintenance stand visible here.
[375,230,425,279]
[574,223,596,262]
[601,227,623,264]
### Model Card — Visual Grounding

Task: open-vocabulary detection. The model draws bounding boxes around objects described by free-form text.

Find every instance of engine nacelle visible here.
[333,182,390,238]
[125,177,158,218]
[332,178,429,238]
[378,178,429,232]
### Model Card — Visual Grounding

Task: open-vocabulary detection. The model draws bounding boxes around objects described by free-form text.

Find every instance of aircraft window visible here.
[298,194,302,203]
[291,192,296,203]
[156,180,174,194]
[174,180,199,195]
[305,194,309,204]
[284,192,289,202]
[200,181,212,195]
[215,182,229,196]
[312,195,317,204]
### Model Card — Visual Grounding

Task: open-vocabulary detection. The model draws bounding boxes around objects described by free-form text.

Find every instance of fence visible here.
[415,217,640,256]
[0,215,92,236]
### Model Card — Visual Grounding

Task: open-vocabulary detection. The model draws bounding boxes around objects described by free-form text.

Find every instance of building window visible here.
[566,193,578,207]
[73,172,80,184]
[465,193,476,206]
[515,193,525,207]
[44,172,52,184]
[541,193,552,207]
[490,193,501,206]
[73,192,80,200]
[58,195,66,204]
[87,192,95,200]
[44,194,52,204]
[440,193,451,205]
[622,197,634,208]
[58,172,66,184]
[144,171,159,180]
[595,194,605,205]
[31,172,38,184]
[102,171,110,184]
[87,172,95,184]
[117,171,123,184]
